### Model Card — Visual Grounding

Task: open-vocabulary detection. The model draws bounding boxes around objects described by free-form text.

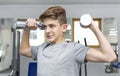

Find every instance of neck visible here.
[51,37,66,44]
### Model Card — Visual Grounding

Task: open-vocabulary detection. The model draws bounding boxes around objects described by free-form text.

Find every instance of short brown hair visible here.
[39,6,67,25]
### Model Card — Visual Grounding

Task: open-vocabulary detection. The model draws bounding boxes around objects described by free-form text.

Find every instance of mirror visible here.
[0,18,13,72]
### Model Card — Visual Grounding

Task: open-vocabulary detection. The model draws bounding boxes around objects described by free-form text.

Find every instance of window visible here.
[72,18,101,48]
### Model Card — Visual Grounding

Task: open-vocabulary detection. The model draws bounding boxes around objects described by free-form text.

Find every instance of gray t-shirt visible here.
[31,42,89,76]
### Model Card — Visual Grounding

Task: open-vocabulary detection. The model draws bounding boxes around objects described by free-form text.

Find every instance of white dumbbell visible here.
[80,14,92,27]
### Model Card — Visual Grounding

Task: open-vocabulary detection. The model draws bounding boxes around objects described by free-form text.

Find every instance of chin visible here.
[47,39,54,43]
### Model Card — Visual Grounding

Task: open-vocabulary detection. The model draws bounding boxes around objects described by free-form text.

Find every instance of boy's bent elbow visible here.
[19,49,25,55]
[19,47,32,57]
[107,55,117,63]
[19,49,27,56]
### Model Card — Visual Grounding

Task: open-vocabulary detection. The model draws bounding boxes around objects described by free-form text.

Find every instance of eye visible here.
[49,24,55,28]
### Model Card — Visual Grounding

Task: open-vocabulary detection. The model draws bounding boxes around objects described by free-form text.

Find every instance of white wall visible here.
[0,4,119,76]
[0,5,120,21]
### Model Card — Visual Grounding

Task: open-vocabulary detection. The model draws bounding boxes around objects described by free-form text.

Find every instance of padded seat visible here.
[28,62,37,76]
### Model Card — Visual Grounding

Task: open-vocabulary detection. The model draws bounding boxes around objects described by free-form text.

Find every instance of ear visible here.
[62,24,68,32]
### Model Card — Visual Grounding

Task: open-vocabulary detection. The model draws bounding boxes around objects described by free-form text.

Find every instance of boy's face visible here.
[43,18,67,43]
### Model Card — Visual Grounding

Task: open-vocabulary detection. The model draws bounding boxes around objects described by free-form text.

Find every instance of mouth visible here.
[46,35,53,39]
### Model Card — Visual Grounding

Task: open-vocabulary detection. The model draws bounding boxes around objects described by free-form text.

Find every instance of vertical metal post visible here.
[78,41,82,76]
[10,28,17,76]
[84,38,87,76]
[16,31,20,76]
[9,27,20,76]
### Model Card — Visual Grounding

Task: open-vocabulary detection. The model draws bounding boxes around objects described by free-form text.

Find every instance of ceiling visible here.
[0,0,120,5]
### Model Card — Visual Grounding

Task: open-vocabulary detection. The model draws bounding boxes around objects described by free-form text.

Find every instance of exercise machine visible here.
[9,20,43,76]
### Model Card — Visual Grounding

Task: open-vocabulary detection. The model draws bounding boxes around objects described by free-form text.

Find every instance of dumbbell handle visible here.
[16,22,43,30]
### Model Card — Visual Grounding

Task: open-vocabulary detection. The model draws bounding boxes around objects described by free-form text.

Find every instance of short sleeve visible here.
[74,43,89,63]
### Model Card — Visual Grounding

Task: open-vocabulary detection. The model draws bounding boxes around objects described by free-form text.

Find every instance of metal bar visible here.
[9,27,20,76]
[9,28,17,76]
[84,38,87,76]
[16,31,20,76]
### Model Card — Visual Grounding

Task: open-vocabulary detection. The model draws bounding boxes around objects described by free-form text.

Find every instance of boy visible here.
[20,6,117,76]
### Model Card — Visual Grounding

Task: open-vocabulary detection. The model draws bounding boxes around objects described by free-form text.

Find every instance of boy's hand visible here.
[26,18,38,30]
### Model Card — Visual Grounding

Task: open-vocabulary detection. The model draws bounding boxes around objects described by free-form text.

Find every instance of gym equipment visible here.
[28,62,37,76]
[0,43,9,70]
[80,14,92,27]
[112,62,120,69]
[9,28,20,76]
[78,38,88,76]
[111,43,120,69]
[16,22,44,30]
[9,20,43,76]
[84,38,87,76]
